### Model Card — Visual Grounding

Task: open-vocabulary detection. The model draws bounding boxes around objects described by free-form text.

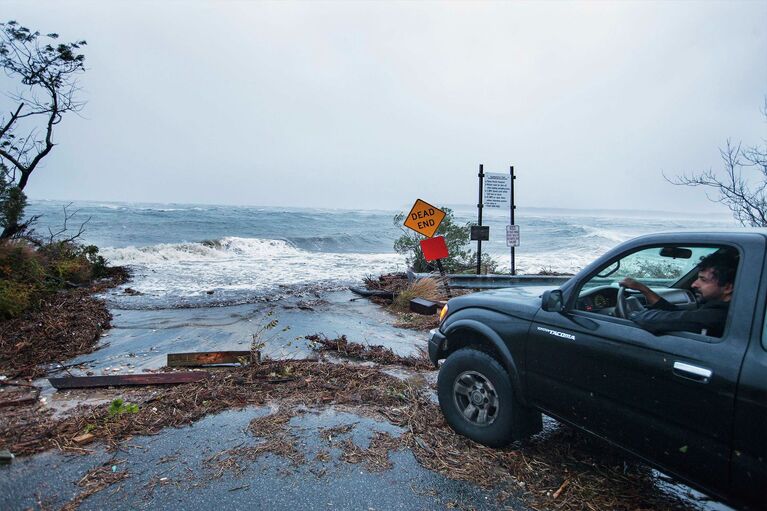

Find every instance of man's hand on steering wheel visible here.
[619,277,645,292]
[618,277,662,307]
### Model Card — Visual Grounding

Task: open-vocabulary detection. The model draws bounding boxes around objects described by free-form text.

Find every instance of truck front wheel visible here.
[437,348,517,447]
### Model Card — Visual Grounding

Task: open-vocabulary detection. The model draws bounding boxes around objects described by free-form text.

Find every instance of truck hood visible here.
[446,285,556,320]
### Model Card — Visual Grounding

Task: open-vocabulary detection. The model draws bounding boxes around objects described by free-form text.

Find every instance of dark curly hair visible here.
[698,249,738,287]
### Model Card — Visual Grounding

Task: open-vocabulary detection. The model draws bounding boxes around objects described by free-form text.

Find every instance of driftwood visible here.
[348,286,394,299]
[49,372,209,389]
[167,351,258,367]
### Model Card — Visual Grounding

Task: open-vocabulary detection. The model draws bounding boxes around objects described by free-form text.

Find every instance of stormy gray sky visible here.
[2,0,766,213]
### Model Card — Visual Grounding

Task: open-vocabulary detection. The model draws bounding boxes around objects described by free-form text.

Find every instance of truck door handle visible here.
[673,361,713,383]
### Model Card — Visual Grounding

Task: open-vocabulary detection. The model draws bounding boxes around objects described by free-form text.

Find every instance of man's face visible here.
[691,268,733,303]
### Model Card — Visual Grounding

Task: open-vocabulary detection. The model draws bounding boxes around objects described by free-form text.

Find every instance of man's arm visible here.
[619,277,663,306]
[628,305,728,336]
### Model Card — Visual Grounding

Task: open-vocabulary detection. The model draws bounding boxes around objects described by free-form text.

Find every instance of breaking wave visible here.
[100,237,404,309]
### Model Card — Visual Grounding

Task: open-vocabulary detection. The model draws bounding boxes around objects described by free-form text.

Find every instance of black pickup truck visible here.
[428,231,766,509]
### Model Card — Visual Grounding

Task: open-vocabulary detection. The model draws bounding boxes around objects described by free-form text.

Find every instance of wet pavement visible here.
[1,407,517,510]
[59,290,423,375]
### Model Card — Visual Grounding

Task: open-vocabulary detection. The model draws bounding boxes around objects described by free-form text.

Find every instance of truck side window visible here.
[576,245,738,338]
[581,246,718,292]
[577,246,718,312]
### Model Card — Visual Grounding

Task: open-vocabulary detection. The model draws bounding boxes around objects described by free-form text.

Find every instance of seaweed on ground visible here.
[338,431,399,472]
[362,273,410,294]
[306,334,433,370]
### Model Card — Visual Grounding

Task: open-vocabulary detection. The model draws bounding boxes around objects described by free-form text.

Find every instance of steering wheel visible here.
[615,285,629,319]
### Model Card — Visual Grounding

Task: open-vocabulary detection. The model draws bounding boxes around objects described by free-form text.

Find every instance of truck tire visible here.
[437,347,518,447]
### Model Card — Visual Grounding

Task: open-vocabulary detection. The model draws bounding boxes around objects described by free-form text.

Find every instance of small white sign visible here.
[483,172,511,209]
[506,225,520,247]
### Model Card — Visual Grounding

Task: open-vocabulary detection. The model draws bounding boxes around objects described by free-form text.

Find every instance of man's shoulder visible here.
[701,300,730,310]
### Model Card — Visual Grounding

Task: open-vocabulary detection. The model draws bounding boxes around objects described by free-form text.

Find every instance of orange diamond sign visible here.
[403,199,446,238]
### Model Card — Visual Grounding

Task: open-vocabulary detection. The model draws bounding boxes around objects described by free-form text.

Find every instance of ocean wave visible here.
[93,203,124,210]
[286,233,384,252]
[101,237,302,265]
[581,226,633,243]
[100,237,405,308]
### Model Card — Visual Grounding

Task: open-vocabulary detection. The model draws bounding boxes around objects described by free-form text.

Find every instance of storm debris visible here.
[307,334,432,370]
[211,409,306,474]
[338,431,400,472]
[60,459,129,511]
[362,273,410,295]
[319,422,356,442]
[0,268,128,379]
[49,371,210,389]
[4,358,698,511]
[0,380,40,408]
[167,351,257,367]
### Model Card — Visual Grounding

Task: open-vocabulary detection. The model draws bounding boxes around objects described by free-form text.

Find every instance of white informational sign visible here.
[483,172,511,208]
[506,225,520,247]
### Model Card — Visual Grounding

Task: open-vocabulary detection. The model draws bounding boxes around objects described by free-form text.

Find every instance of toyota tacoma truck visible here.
[429,231,766,509]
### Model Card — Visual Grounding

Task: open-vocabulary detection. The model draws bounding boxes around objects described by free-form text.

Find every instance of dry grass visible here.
[392,277,446,311]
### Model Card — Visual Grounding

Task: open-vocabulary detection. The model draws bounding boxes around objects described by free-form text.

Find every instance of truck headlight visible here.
[439,304,449,323]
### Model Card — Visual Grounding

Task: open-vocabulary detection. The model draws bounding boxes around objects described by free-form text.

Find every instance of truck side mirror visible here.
[541,289,565,312]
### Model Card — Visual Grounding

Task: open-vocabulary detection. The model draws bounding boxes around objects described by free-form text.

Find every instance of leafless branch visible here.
[666,102,767,227]
[46,202,91,244]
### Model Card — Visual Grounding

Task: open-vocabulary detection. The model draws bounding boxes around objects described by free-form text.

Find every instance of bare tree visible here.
[667,100,767,227]
[0,21,86,239]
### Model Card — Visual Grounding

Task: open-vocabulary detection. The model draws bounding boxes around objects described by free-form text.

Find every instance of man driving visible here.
[619,250,738,337]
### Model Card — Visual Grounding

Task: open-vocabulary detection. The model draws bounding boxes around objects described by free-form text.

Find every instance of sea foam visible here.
[101,237,405,308]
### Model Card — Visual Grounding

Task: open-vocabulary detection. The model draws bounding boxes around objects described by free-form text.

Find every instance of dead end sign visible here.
[420,236,449,261]
[403,199,446,238]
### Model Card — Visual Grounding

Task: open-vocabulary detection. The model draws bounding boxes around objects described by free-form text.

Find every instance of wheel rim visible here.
[452,370,499,426]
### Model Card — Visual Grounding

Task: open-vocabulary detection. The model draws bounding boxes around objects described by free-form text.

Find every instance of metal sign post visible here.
[476,164,484,275]
[435,260,452,298]
[479,166,516,275]
[420,236,452,298]
[510,165,516,275]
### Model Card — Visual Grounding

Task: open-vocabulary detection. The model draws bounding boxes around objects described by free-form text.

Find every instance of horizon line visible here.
[26,196,732,219]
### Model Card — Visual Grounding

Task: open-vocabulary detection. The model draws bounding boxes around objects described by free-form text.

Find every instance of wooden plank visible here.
[73,433,95,445]
[167,351,256,367]
[49,372,209,390]
[0,395,38,408]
